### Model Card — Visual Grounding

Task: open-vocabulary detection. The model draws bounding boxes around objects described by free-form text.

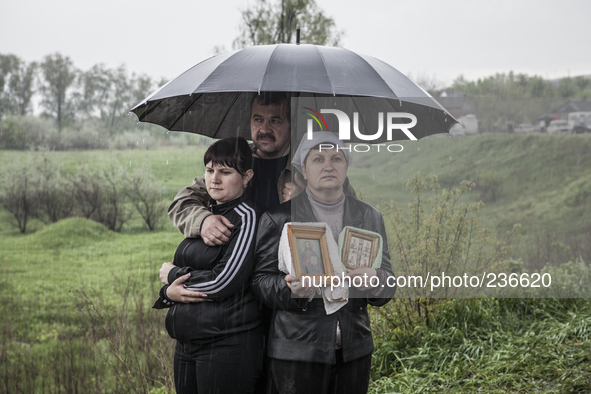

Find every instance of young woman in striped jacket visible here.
[154,137,263,394]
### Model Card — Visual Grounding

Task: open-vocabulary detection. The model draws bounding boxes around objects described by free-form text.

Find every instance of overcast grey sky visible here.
[2,0,590,87]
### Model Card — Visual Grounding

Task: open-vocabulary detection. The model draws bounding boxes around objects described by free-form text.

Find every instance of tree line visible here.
[450,71,591,98]
[0,52,165,132]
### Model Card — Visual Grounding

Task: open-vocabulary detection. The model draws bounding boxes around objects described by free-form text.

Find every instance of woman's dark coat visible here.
[252,192,396,364]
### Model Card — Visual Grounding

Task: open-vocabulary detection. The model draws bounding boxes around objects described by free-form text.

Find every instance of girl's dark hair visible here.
[203,137,252,175]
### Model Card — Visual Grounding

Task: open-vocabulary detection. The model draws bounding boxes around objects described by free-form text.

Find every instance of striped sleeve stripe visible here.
[184,202,256,294]
[198,203,256,293]
[183,203,254,293]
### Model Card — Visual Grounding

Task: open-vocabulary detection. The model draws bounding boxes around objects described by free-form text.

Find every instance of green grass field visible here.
[1,133,591,392]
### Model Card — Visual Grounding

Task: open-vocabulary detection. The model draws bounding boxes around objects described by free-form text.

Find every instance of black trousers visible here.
[270,350,372,394]
[173,327,263,394]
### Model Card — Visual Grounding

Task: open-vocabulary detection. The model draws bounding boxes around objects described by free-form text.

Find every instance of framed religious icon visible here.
[287,225,334,279]
[341,227,380,271]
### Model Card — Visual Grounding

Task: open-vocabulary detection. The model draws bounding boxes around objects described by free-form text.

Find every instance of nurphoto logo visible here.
[302,106,418,153]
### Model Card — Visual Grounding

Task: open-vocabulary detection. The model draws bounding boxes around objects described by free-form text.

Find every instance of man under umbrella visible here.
[167,91,294,245]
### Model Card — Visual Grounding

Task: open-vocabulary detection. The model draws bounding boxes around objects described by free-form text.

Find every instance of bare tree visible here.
[126,166,166,231]
[0,162,39,233]
[94,165,132,232]
[407,72,446,97]
[71,165,103,219]
[36,157,75,223]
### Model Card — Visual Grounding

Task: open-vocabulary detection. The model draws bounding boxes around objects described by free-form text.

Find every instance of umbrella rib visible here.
[258,44,279,93]
[169,93,204,131]
[341,47,398,99]
[313,46,335,96]
[214,92,247,139]
[136,99,161,121]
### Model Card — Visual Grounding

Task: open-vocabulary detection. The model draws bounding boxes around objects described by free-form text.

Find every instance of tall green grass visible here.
[0,218,179,393]
[370,298,591,393]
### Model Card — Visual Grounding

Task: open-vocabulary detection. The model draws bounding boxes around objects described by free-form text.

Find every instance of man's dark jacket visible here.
[252,192,396,364]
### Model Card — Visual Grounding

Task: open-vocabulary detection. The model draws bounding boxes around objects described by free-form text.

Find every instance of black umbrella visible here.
[131,44,455,141]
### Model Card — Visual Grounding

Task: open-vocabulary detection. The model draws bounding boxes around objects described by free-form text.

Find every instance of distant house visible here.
[553,98,591,119]
[437,90,474,119]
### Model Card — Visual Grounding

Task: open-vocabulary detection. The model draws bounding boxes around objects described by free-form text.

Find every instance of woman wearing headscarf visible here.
[154,137,263,394]
[252,132,396,394]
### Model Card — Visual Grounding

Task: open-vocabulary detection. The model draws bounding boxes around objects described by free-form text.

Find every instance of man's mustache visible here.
[256,133,275,142]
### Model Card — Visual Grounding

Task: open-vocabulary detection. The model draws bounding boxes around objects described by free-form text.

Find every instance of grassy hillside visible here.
[0,217,182,338]
[2,133,589,276]
[348,133,591,268]
[0,217,181,392]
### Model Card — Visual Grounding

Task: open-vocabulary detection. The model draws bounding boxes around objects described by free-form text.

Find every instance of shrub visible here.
[110,131,153,150]
[539,257,591,298]
[477,170,503,202]
[0,159,40,233]
[71,165,103,219]
[44,126,67,151]
[93,164,133,232]
[379,174,518,325]
[36,157,75,223]
[0,115,56,150]
[126,166,166,231]
[60,123,109,150]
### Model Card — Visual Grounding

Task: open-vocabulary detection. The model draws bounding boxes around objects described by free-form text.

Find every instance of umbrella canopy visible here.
[131,44,455,140]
